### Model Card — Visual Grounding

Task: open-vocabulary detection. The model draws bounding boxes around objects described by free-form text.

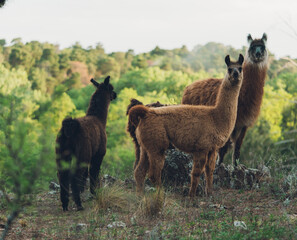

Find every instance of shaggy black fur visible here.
[56,76,117,211]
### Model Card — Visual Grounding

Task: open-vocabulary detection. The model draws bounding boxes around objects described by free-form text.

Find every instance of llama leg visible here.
[133,142,141,170]
[58,169,70,211]
[56,151,71,211]
[78,167,88,193]
[218,140,232,165]
[134,148,149,193]
[205,150,217,196]
[148,152,165,188]
[71,169,83,211]
[90,152,105,195]
[232,127,247,166]
[189,150,208,197]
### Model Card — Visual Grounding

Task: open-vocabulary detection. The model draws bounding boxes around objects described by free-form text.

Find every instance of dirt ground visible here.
[0,186,296,240]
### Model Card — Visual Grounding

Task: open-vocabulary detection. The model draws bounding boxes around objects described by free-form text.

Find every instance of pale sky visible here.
[0,0,297,58]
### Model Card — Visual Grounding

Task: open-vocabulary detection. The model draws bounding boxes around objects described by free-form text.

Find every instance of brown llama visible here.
[126,98,166,170]
[129,54,244,197]
[182,33,268,166]
[56,76,117,211]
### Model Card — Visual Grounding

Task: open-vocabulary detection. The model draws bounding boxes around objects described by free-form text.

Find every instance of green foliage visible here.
[0,65,53,237]
[114,67,215,103]
[0,37,295,185]
[97,56,121,79]
[0,38,296,238]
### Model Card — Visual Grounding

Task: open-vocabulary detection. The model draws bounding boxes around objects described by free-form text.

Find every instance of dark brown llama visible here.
[182,33,268,166]
[129,54,244,197]
[56,76,117,211]
[126,98,166,170]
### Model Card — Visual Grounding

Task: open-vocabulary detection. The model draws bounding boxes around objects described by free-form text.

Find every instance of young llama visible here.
[182,33,268,166]
[56,76,117,211]
[129,54,244,196]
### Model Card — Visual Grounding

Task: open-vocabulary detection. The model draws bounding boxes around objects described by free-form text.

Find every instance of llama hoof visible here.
[77,206,84,211]
[62,207,68,212]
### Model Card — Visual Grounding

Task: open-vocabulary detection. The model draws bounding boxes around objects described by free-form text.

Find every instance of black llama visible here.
[56,76,117,211]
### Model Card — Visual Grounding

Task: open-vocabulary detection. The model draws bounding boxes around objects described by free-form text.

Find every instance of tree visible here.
[28,67,47,92]
[96,57,120,79]
[9,48,34,71]
[0,65,50,239]
[0,39,6,47]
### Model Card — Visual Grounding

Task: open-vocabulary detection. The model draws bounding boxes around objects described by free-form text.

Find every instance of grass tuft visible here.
[138,188,165,218]
[93,184,134,213]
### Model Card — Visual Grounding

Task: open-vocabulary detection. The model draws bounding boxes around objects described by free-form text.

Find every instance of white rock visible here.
[234,221,247,230]
[107,221,126,228]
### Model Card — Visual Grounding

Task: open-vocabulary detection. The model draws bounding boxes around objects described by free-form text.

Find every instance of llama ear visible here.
[262,33,267,44]
[225,55,231,66]
[104,76,110,85]
[238,54,244,65]
[90,78,100,87]
[247,34,253,45]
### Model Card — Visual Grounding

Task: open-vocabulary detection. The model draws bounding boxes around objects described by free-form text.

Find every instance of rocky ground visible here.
[0,150,296,239]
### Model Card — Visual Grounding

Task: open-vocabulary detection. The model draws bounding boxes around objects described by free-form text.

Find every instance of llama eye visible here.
[228,68,232,74]
[238,67,242,73]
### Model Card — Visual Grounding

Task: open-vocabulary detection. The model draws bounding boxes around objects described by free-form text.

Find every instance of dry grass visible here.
[93,183,135,213]
[1,184,296,239]
[138,188,165,218]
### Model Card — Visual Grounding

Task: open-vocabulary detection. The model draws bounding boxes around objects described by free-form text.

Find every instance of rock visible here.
[213,163,231,188]
[161,149,271,191]
[209,203,227,209]
[234,221,247,230]
[107,221,126,228]
[49,182,60,191]
[124,178,136,189]
[162,149,192,187]
[75,223,87,232]
[102,174,116,186]
[231,165,246,189]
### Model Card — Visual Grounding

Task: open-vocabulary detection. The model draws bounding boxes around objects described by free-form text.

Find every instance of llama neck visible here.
[214,75,241,126]
[239,59,267,107]
[86,95,110,126]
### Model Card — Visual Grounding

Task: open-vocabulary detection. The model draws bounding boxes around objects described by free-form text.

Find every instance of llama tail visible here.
[62,118,80,138]
[126,98,144,115]
[128,105,149,127]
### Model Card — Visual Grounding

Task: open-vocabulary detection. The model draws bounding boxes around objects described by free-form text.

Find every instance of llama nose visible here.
[233,71,238,78]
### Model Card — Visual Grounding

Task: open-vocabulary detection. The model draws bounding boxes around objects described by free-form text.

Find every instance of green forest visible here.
[0,38,296,187]
[0,38,296,239]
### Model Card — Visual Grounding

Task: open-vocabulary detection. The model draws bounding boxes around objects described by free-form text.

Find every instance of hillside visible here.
[1,178,296,239]
[0,38,296,239]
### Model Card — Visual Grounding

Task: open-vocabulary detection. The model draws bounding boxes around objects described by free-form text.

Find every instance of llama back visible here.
[182,78,222,106]
[61,118,80,138]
